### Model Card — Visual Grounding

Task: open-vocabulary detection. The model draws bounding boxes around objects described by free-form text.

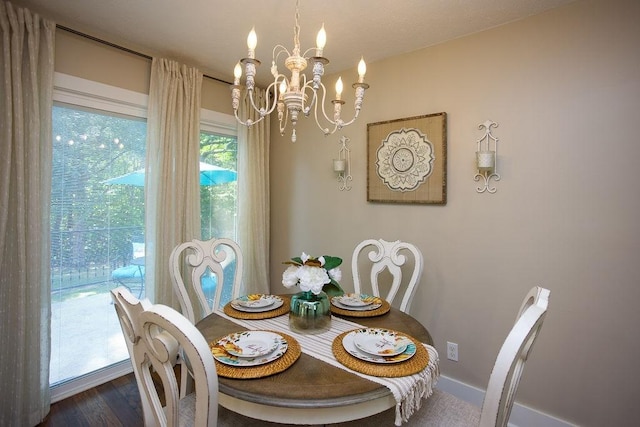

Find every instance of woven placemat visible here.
[211,331,301,379]
[330,299,391,318]
[223,296,290,319]
[331,329,429,377]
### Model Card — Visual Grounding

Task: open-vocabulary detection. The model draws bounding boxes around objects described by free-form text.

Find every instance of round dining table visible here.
[196,301,434,425]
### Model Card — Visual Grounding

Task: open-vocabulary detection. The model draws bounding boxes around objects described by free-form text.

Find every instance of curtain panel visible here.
[237,87,270,295]
[0,1,55,425]
[145,58,203,308]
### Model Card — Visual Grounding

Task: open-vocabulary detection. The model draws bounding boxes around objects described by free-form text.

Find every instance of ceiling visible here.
[15,0,574,87]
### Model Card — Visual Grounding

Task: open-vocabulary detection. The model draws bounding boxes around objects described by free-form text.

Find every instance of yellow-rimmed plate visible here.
[212,331,288,366]
[342,328,416,364]
[217,330,280,358]
[231,295,284,312]
[335,293,376,307]
[353,328,411,356]
[331,295,382,311]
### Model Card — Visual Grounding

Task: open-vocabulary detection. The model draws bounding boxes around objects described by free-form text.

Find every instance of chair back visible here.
[479,286,550,427]
[111,286,218,427]
[170,237,243,323]
[351,238,424,313]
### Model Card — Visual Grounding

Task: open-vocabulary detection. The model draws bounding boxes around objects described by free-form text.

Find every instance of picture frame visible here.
[367,112,447,204]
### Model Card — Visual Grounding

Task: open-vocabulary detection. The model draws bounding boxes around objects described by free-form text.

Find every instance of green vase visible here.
[289,290,331,334]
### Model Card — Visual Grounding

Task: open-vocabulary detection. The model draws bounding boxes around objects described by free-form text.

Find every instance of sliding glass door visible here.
[50,74,238,399]
[50,104,147,385]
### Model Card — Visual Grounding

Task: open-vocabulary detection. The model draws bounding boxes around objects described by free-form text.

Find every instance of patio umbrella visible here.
[103,162,237,186]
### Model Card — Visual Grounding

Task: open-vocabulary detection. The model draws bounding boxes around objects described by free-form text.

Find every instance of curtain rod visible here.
[56,24,232,85]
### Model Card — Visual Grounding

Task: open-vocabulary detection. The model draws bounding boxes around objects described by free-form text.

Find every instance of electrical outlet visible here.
[447,341,459,361]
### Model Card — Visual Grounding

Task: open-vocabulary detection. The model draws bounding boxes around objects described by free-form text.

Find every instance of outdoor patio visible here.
[50,283,132,385]
[49,271,234,386]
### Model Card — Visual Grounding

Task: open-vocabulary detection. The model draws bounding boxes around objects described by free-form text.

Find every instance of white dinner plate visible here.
[335,293,376,307]
[331,297,382,312]
[231,295,284,312]
[212,332,288,366]
[216,330,280,358]
[352,328,410,356]
[342,329,416,364]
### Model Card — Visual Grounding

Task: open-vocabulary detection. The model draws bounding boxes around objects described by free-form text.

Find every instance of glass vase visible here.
[289,290,331,334]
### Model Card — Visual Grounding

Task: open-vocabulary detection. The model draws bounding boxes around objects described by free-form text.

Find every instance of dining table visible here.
[196,294,439,425]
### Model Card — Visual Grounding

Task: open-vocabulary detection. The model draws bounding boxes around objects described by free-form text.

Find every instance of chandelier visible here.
[230,0,369,142]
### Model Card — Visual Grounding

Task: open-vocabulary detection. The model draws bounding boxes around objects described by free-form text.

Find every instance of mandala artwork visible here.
[376,128,435,192]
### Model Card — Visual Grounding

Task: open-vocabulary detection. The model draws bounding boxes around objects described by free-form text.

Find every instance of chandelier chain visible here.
[293,0,300,53]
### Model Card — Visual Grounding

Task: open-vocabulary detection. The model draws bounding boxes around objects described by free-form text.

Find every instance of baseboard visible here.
[50,360,133,403]
[437,375,577,427]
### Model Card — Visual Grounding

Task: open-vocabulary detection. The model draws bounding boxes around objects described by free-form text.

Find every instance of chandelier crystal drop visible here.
[230,0,369,142]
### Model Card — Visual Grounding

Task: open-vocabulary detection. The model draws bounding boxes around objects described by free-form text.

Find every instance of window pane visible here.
[200,132,238,241]
[199,132,238,307]
[50,103,146,385]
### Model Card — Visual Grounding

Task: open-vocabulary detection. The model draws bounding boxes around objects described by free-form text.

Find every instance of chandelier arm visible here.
[273,45,291,63]
[233,108,266,127]
[278,110,288,136]
[312,84,338,136]
[317,84,339,127]
[299,75,315,114]
[301,83,318,117]
[334,113,359,129]
[246,84,278,119]
[301,47,319,58]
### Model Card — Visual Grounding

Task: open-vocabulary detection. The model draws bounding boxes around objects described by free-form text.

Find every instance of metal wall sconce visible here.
[474,120,501,193]
[334,136,352,191]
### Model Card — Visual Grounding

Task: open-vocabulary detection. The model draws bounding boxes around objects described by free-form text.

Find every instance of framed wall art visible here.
[367,112,447,204]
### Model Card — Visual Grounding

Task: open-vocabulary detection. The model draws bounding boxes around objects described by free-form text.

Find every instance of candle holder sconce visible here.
[333,136,352,191]
[474,120,501,193]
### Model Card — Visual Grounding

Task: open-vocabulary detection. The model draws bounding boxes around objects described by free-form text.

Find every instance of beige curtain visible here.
[145,58,203,307]
[0,1,55,425]
[237,87,270,294]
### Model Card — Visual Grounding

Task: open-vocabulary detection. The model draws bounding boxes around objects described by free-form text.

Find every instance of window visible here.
[50,73,237,400]
[50,103,146,386]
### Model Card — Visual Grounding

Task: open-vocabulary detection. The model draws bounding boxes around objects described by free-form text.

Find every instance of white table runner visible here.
[214,309,440,425]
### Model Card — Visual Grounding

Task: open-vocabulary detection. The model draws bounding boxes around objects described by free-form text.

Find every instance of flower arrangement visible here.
[282,252,344,296]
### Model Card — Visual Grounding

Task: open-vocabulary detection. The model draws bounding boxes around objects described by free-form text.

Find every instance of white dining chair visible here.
[334,286,551,427]
[169,237,244,324]
[111,286,216,425]
[351,238,424,313]
[111,286,271,426]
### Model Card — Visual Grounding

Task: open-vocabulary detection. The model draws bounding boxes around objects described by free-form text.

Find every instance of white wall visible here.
[269,0,640,425]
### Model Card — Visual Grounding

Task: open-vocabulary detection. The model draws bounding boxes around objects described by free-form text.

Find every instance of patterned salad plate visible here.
[217,330,280,358]
[212,331,288,366]
[331,294,382,311]
[353,328,410,356]
[342,328,416,364]
[231,294,284,312]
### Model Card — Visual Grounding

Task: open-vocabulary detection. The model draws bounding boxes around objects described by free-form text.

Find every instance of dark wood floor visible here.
[38,373,144,426]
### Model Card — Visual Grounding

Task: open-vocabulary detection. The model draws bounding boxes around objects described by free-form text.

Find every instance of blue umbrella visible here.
[103,162,237,186]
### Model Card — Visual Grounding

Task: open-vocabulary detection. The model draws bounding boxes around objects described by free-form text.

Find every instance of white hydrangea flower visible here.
[297,265,330,294]
[301,252,310,263]
[282,265,301,288]
[318,256,326,266]
[328,267,342,282]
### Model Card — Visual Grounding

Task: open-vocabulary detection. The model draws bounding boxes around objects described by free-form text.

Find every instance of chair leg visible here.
[178,357,193,398]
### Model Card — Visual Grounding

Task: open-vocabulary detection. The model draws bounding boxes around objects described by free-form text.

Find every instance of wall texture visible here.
[269,0,639,425]
[54,29,232,114]
[50,0,639,425]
